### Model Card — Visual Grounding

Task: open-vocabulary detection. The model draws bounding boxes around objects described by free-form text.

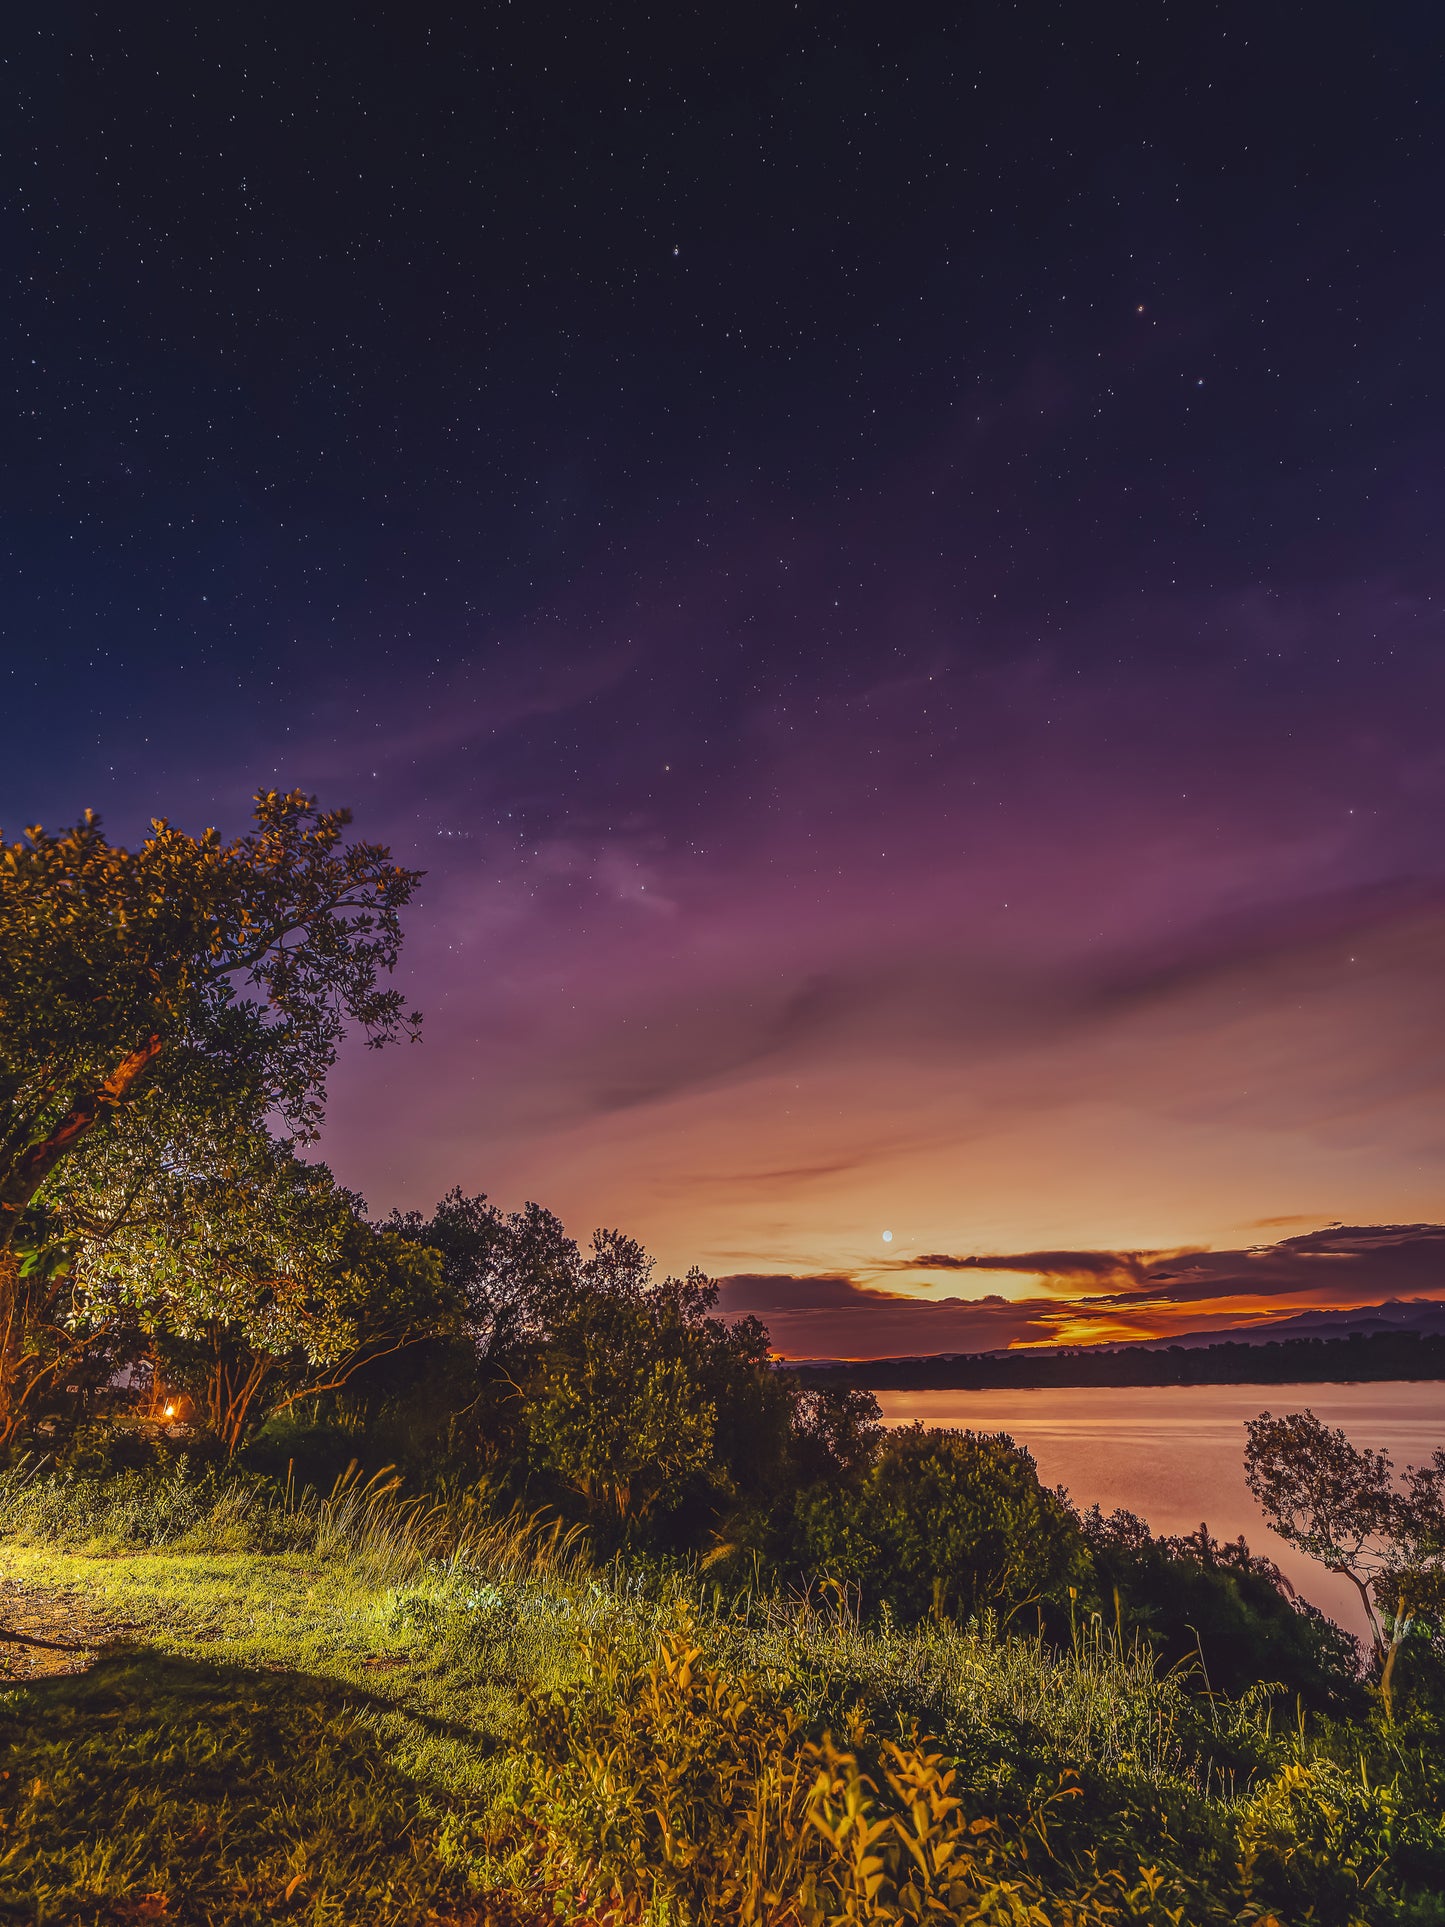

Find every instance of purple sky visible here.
[6,8,1445,1352]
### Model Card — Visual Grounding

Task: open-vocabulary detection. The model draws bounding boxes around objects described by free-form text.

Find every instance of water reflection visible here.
[875,1380,1445,1638]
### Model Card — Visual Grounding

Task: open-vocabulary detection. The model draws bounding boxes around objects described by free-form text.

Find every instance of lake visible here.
[874,1381,1445,1638]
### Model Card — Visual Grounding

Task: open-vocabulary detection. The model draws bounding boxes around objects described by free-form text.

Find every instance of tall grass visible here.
[703,1587,1270,1791]
[0,1450,1253,1788]
[308,1462,592,1592]
[0,1454,298,1554]
[306,1464,449,1583]
[508,1615,1266,1926]
[0,1455,588,1588]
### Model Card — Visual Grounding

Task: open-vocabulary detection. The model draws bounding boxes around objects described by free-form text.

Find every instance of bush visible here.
[797,1426,1090,1626]
[515,1620,1108,1925]
[1237,1756,1445,1924]
[0,1456,301,1553]
[1084,1507,1363,1707]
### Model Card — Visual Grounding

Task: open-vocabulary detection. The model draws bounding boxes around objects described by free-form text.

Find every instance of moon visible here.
[881,1229,893,1243]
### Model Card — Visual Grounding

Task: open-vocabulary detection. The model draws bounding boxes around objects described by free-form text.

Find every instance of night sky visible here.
[8,6,1445,1355]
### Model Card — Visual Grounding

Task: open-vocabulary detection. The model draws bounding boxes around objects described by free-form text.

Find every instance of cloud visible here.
[1131,1222,1445,1306]
[910,1224,1445,1315]
[714,1272,1062,1358]
[906,1248,1197,1292]
[715,1223,1445,1359]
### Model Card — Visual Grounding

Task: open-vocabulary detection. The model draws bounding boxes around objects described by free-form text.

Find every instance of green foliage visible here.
[1082,1507,1361,1706]
[798,1424,1091,1626]
[518,1232,779,1535]
[0,1455,308,1556]
[719,1598,1272,1795]
[0,790,423,1440]
[1237,1755,1445,1924]
[4,1480,1445,1926]
[516,1620,1090,1925]
[0,789,420,1163]
[63,1137,457,1452]
[514,1618,1297,1925]
[386,1187,567,1362]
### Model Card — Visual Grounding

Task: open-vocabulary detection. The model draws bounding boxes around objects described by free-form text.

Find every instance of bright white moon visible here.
[881,1229,893,1242]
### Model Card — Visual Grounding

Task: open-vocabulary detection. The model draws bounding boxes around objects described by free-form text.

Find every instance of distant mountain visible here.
[1126,1299,1445,1351]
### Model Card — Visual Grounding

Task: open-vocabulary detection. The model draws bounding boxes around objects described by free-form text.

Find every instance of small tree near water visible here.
[1245,1408,1445,1715]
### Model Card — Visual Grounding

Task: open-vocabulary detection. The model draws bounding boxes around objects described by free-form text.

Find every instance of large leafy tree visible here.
[0,791,421,1435]
[66,1133,455,1452]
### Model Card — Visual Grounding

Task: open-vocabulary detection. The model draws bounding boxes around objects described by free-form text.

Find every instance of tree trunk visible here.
[0,1247,22,1445]
[0,1034,164,1436]
[203,1333,275,1456]
[0,1247,88,1446]
[1379,1617,1410,1724]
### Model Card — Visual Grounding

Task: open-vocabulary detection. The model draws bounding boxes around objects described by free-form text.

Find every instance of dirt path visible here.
[0,1571,130,1679]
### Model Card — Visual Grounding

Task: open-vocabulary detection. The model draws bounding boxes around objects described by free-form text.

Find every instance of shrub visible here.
[0,1456,307,1554]
[797,1426,1091,1626]
[513,1618,1267,1925]
[515,1621,1088,1924]
[1083,1507,1362,1706]
[1237,1756,1445,1925]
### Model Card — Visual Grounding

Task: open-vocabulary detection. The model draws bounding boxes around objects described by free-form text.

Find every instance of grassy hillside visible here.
[3,1465,1444,1925]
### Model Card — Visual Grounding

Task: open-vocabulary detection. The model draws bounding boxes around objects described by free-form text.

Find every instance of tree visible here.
[799,1426,1090,1625]
[1245,1409,1445,1715]
[0,791,421,1435]
[521,1232,723,1528]
[67,1133,455,1452]
[387,1191,580,1361]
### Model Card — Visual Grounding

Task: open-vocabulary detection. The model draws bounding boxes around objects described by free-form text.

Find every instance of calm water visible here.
[875,1381,1445,1637]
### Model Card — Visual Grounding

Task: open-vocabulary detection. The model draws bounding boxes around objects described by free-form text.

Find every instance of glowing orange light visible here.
[163,1403,176,1419]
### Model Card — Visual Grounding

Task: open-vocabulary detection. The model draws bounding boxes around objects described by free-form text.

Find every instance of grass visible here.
[1,1651,499,1926]
[2,1465,1442,1924]
[0,1467,607,1923]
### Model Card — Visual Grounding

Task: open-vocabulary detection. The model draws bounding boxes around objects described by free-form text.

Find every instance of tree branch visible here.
[0,1036,164,1229]
[265,1331,423,1417]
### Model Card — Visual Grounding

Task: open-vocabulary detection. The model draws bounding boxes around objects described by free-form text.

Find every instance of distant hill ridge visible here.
[789,1308,1445,1391]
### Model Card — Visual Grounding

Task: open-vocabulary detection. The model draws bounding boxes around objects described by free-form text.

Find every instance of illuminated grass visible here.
[0,1649,497,1925]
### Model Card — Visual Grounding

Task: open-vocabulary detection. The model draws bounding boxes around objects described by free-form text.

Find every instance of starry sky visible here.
[7,5,1445,1356]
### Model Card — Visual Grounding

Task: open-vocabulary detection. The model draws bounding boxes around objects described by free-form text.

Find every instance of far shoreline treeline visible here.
[793,1327,1445,1392]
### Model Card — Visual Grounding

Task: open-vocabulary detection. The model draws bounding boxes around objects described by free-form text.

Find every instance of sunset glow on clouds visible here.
[716,1226,1445,1358]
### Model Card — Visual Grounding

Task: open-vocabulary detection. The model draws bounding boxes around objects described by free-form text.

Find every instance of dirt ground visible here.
[0,1572,129,1680]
